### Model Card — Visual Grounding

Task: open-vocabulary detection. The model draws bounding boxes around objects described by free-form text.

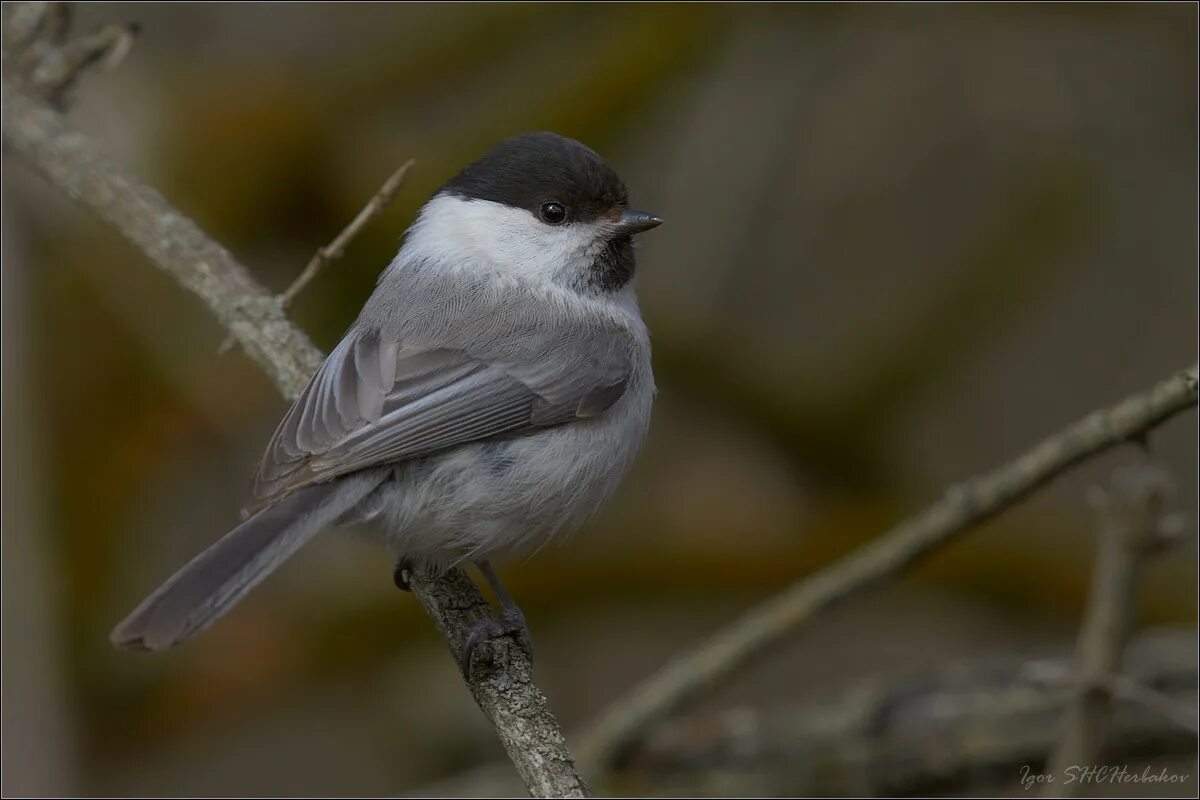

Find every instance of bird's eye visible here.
[539,202,567,225]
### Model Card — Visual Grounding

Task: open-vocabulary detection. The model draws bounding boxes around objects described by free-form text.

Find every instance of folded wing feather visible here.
[246,325,630,514]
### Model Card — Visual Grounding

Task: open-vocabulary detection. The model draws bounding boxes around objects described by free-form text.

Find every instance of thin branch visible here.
[218,157,415,353]
[1025,660,1200,737]
[2,2,136,109]
[1,2,65,52]
[282,158,414,308]
[28,21,139,106]
[578,365,1199,772]
[1,76,585,799]
[1043,462,1181,797]
[1101,672,1200,735]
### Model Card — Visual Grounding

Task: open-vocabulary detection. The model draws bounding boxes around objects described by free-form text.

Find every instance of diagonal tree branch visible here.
[2,84,323,397]
[578,364,1198,772]
[280,157,415,310]
[1,75,586,800]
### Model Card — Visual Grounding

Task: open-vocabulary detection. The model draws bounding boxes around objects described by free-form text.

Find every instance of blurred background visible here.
[2,2,1197,797]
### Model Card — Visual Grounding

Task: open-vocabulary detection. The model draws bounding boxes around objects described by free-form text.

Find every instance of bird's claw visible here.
[460,606,533,679]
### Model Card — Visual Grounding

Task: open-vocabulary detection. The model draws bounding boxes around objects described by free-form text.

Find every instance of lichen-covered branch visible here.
[579,365,1198,772]
[1,43,585,800]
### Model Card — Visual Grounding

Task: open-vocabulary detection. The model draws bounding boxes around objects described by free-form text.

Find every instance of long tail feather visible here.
[111,474,382,651]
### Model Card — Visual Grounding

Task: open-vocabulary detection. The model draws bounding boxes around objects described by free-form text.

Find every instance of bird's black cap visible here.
[440,132,629,223]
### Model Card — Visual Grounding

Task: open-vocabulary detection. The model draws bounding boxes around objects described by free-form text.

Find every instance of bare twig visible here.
[1043,463,1182,797]
[578,365,1199,772]
[1100,673,1200,735]
[282,158,414,308]
[28,22,139,105]
[1,2,66,52]
[2,2,136,109]
[1026,660,1200,737]
[2,52,585,800]
[217,157,414,353]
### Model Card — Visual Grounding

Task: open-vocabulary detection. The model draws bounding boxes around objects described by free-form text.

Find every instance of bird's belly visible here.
[375,387,651,566]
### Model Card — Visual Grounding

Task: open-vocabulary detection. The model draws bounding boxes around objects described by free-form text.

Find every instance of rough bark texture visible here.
[411,568,590,798]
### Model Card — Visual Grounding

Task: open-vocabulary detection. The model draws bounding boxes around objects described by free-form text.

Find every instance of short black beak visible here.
[614,208,663,236]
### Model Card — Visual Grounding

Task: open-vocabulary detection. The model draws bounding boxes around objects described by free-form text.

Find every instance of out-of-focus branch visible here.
[1043,463,1184,797]
[2,2,70,61]
[2,83,323,397]
[2,2,137,109]
[1096,673,1199,735]
[634,629,1197,797]
[579,365,1199,772]
[26,21,138,105]
[1,23,586,797]
[1,1,65,53]
[417,629,1198,797]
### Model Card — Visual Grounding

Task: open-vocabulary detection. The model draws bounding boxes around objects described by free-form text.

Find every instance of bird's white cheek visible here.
[487,216,597,282]
[402,195,602,284]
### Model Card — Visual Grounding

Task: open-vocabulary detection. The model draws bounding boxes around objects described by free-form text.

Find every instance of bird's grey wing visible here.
[246,326,630,512]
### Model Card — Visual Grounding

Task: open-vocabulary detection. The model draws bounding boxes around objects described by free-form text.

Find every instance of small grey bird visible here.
[111,132,661,673]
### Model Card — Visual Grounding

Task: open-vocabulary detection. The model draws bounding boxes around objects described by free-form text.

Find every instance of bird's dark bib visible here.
[589,236,635,292]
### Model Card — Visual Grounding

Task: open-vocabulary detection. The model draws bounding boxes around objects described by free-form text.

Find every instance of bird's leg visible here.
[478,559,531,651]
[460,559,534,678]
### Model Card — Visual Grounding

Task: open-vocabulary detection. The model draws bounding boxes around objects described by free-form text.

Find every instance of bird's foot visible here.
[460,604,534,679]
